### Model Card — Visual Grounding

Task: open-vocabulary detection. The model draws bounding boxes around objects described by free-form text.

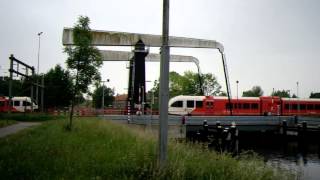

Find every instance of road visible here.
[0,122,41,138]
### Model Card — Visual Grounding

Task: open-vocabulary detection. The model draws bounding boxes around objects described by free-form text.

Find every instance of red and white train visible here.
[0,96,38,113]
[168,95,320,116]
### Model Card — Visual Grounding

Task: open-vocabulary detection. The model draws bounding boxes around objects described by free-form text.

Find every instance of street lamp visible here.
[236,80,239,113]
[297,81,300,114]
[36,32,43,105]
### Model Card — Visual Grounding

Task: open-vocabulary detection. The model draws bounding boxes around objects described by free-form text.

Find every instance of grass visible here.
[0,117,293,179]
[0,120,17,128]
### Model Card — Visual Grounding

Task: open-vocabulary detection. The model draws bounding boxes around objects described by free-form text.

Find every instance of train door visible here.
[13,100,23,112]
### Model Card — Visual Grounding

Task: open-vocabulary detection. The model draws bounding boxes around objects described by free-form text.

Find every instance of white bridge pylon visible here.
[62,28,232,114]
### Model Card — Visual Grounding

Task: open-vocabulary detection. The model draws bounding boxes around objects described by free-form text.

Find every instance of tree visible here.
[242,86,263,97]
[310,92,320,98]
[92,85,114,108]
[64,16,102,129]
[151,71,222,98]
[201,73,222,96]
[271,90,290,98]
[43,64,73,109]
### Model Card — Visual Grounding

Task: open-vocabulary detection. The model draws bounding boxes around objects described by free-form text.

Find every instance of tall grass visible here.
[0,118,293,179]
[0,119,16,128]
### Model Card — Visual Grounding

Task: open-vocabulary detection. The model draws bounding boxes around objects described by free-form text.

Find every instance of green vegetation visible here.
[243,86,264,97]
[151,71,223,98]
[0,119,16,128]
[0,118,292,179]
[64,16,102,128]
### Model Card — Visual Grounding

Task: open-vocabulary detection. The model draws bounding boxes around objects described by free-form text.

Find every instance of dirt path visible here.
[0,122,41,138]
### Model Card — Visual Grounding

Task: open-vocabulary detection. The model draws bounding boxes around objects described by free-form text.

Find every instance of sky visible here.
[0,0,319,98]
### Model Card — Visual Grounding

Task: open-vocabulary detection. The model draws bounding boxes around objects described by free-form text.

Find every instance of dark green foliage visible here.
[64,16,102,94]
[271,90,290,98]
[242,86,264,97]
[92,85,114,108]
[64,16,102,128]
[44,64,73,108]
[310,92,320,98]
[151,71,222,98]
[0,77,32,97]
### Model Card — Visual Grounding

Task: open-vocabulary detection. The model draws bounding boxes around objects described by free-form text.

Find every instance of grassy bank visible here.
[0,118,292,179]
[0,119,17,128]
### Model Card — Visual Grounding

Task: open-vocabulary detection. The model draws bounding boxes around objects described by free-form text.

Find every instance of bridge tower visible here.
[128,40,148,114]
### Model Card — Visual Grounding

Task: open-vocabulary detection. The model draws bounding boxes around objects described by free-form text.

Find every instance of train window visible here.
[292,104,298,110]
[0,101,4,107]
[251,103,259,109]
[225,103,231,109]
[233,103,237,109]
[285,104,289,110]
[171,101,183,108]
[196,101,203,108]
[187,101,194,108]
[299,104,306,110]
[243,103,249,109]
[307,104,314,110]
[14,101,20,106]
[316,104,320,110]
[23,101,31,106]
[237,103,242,109]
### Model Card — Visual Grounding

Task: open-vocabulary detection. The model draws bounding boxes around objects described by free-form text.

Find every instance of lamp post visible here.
[36,32,43,105]
[236,80,239,113]
[297,81,300,114]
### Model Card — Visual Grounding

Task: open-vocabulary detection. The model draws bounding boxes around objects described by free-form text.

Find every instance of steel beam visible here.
[63,28,224,52]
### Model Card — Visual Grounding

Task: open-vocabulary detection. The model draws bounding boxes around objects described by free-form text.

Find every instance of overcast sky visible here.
[1,0,319,98]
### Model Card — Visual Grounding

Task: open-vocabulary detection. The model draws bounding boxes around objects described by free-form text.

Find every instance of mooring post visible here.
[230,122,238,140]
[203,120,208,141]
[282,120,287,136]
[216,121,222,139]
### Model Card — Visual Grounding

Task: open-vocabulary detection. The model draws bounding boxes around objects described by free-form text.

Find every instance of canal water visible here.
[236,133,320,180]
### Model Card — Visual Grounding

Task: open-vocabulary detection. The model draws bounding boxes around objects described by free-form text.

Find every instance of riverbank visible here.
[0,117,293,179]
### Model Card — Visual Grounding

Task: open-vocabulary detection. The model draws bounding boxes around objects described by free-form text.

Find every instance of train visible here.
[168,95,320,116]
[0,96,38,113]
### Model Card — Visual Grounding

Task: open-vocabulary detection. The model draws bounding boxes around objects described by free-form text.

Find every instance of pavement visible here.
[0,122,41,138]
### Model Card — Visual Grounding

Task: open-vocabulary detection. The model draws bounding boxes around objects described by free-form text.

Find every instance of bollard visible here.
[297,123,303,140]
[230,122,238,139]
[302,121,307,131]
[181,115,186,125]
[282,120,287,136]
[222,128,230,152]
[196,130,201,142]
[203,120,209,141]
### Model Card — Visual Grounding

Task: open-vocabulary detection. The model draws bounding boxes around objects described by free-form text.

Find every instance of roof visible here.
[114,94,127,101]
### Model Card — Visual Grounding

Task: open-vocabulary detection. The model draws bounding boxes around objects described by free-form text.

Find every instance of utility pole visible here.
[36,32,43,106]
[41,75,44,112]
[101,79,109,111]
[158,0,170,168]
